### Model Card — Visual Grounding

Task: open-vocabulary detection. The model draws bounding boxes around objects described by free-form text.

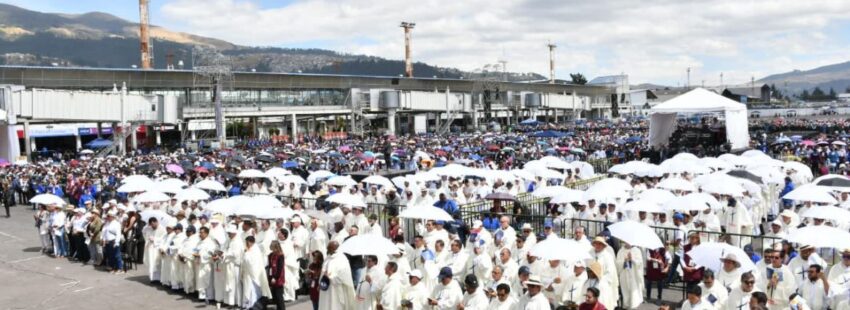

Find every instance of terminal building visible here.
[0,66,615,160]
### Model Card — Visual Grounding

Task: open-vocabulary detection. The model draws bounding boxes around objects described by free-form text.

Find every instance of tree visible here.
[770,83,783,99]
[570,73,588,85]
[829,87,837,99]
[800,89,810,100]
[812,87,826,100]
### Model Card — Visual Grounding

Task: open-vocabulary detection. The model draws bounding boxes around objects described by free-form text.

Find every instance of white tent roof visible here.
[651,88,746,114]
[649,88,749,150]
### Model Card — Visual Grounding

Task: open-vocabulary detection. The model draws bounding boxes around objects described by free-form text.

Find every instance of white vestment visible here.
[223,236,244,306]
[699,282,728,310]
[143,224,167,281]
[195,236,219,300]
[240,245,271,309]
[461,289,489,310]
[318,252,357,310]
[616,246,646,309]
[430,280,463,310]
[723,287,760,310]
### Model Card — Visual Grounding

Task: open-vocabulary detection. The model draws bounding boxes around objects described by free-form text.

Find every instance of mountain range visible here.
[758,61,850,94]
[0,3,545,81]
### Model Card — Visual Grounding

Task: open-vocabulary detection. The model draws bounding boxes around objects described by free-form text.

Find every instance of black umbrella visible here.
[484,192,517,201]
[816,177,850,188]
[256,155,276,163]
[727,170,763,184]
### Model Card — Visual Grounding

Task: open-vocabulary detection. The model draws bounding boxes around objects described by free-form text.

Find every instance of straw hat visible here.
[721,253,741,268]
[588,260,603,278]
[526,275,544,287]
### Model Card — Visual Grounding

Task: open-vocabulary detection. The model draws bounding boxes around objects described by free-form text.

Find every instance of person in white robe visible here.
[524,275,550,310]
[142,217,167,282]
[682,286,714,310]
[468,242,493,283]
[318,241,357,310]
[797,264,830,310]
[699,270,728,310]
[356,255,386,310]
[447,240,470,282]
[590,236,619,302]
[378,261,403,310]
[158,223,176,287]
[757,250,795,310]
[167,225,187,290]
[788,245,827,284]
[829,249,850,309]
[724,272,760,310]
[561,262,588,306]
[542,259,568,305]
[616,243,645,309]
[402,270,429,310]
[487,283,518,310]
[582,260,615,310]
[195,226,220,302]
[716,253,744,292]
[241,235,271,309]
[277,228,301,302]
[208,218,227,304]
[179,226,200,294]
[460,274,489,310]
[289,216,310,260]
[429,266,463,310]
[223,224,244,307]
[308,219,328,258]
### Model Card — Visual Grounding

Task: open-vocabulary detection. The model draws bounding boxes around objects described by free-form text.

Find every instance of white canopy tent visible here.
[649,88,749,150]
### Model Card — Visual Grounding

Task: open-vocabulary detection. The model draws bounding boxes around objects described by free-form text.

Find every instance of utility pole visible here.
[547,42,557,84]
[400,22,415,78]
[498,59,508,82]
[138,0,152,69]
[686,67,691,90]
[720,72,724,88]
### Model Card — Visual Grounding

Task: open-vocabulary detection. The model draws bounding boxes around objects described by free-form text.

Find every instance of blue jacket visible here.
[780,181,795,206]
[433,199,458,215]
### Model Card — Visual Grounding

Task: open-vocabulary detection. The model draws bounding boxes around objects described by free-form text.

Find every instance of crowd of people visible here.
[11,119,850,310]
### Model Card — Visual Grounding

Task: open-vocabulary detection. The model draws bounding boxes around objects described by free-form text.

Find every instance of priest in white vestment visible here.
[318,241,357,310]
[616,243,646,309]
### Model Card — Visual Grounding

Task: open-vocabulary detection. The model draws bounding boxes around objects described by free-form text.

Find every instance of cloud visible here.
[159,0,850,84]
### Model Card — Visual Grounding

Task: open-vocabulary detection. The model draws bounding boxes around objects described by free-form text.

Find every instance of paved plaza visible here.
[0,204,682,310]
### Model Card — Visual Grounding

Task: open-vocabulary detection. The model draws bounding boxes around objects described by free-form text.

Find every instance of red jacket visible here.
[683,244,704,282]
[267,253,285,288]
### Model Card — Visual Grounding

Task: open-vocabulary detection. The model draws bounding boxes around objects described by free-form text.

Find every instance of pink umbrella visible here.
[801,140,815,147]
[339,145,352,153]
[166,164,184,175]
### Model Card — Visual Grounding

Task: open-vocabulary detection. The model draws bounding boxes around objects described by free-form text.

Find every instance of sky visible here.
[6,0,850,86]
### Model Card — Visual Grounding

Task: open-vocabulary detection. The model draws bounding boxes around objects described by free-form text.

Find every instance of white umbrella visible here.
[135,190,171,203]
[194,179,227,192]
[656,178,697,192]
[672,152,699,161]
[781,184,837,204]
[663,196,710,212]
[550,189,587,204]
[399,206,454,222]
[276,174,307,185]
[80,149,95,155]
[235,204,276,218]
[175,188,211,201]
[688,242,756,273]
[326,193,367,208]
[698,157,733,171]
[258,207,295,220]
[324,175,358,187]
[529,237,591,263]
[156,178,187,194]
[511,169,536,181]
[252,195,284,208]
[801,206,850,222]
[307,170,336,185]
[265,167,292,178]
[785,225,850,249]
[140,209,168,223]
[339,234,400,256]
[30,193,66,206]
[591,178,632,193]
[238,169,268,179]
[205,198,235,216]
[412,172,440,183]
[582,187,628,204]
[117,178,155,193]
[701,182,745,197]
[571,161,595,179]
[783,161,813,182]
[608,160,654,175]
[608,220,664,249]
[532,186,572,199]
[304,209,336,224]
[362,175,395,189]
[122,174,152,184]
[661,158,710,175]
[638,189,676,205]
[621,200,664,213]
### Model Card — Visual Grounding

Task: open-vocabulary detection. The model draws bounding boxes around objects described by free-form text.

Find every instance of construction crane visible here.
[139,0,152,69]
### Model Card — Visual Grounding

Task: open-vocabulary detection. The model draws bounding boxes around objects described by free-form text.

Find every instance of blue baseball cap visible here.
[438,267,453,279]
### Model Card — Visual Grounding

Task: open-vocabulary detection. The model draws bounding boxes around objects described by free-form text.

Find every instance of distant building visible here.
[628,89,658,116]
[838,93,850,103]
[588,75,629,117]
[722,84,770,104]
